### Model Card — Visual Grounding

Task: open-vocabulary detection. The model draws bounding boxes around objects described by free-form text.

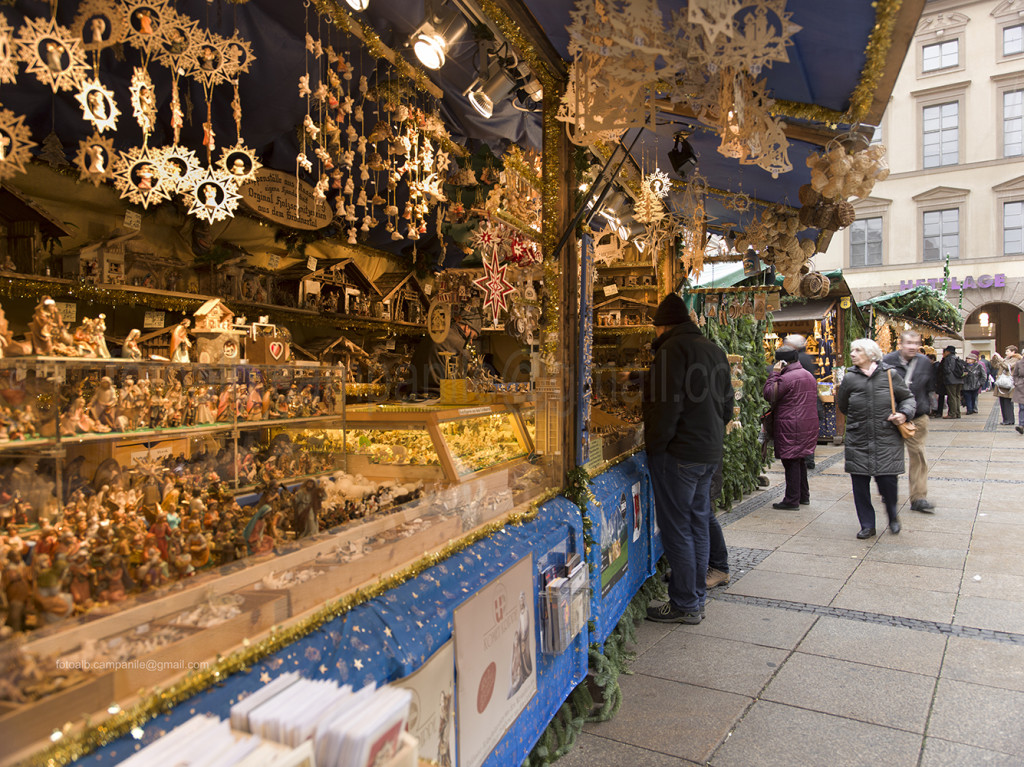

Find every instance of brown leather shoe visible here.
[706,568,730,588]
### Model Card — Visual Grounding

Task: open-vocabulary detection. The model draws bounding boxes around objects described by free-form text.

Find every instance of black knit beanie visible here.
[652,293,690,326]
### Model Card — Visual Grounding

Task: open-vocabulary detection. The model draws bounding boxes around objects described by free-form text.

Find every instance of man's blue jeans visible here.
[649,453,716,613]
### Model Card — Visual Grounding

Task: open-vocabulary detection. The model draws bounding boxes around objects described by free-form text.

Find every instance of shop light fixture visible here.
[599,191,629,224]
[979,311,989,327]
[344,0,369,10]
[617,217,646,242]
[467,68,516,118]
[411,1,469,70]
[668,132,697,178]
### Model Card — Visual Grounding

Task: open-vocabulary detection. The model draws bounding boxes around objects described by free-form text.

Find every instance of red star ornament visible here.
[473,250,516,322]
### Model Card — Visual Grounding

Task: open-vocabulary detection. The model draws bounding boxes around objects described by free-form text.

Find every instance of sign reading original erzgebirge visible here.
[240,169,333,230]
[898,273,1007,292]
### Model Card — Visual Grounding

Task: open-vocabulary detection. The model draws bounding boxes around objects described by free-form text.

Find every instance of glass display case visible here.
[0,358,549,758]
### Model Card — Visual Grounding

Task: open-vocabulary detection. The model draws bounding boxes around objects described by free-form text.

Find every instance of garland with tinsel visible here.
[773,0,904,126]
[21,488,559,767]
[863,286,964,335]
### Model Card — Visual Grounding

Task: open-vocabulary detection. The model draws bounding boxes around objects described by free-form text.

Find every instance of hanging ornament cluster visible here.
[0,107,37,180]
[560,0,799,178]
[805,141,890,201]
[737,203,824,298]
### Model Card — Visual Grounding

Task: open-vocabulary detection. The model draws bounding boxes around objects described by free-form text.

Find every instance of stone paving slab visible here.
[831,581,957,623]
[844,559,963,594]
[958,570,1024,603]
[919,738,1023,767]
[756,550,861,580]
[864,543,967,570]
[554,734,701,767]
[726,569,846,606]
[761,652,936,733]
[685,600,816,650]
[582,673,751,764]
[721,529,792,551]
[710,700,923,767]
[942,635,1024,692]
[631,631,788,697]
[927,678,1024,756]
[796,615,947,676]
[953,595,1024,634]
[776,536,874,558]
[965,550,1024,577]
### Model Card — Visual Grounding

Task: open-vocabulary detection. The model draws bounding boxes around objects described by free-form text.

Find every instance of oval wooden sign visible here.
[240,168,333,230]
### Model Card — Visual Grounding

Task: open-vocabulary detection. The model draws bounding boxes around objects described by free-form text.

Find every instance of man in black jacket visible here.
[643,293,734,625]
[882,330,936,513]
[939,345,966,419]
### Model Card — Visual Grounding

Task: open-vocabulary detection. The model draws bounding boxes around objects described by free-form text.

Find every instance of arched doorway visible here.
[964,302,1023,355]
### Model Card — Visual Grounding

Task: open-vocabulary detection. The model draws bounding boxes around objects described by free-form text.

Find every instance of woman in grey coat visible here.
[836,338,917,539]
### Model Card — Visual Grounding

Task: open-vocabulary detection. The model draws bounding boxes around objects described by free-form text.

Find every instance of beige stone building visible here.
[818,0,1024,354]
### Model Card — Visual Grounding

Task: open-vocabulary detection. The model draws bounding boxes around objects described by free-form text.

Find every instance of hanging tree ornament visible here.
[216,142,261,185]
[130,66,157,138]
[74,131,115,186]
[221,32,254,78]
[0,107,37,180]
[187,168,241,224]
[187,29,230,91]
[73,0,126,53]
[0,16,18,85]
[154,10,198,145]
[122,0,172,59]
[159,144,201,194]
[15,16,88,93]
[644,168,671,199]
[74,78,120,133]
[473,249,516,322]
[113,145,172,208]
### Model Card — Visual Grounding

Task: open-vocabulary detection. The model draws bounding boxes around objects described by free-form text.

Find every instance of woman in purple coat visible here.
[763,347,820,509]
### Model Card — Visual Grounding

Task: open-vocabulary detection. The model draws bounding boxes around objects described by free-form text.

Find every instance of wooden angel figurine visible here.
[123,328,143,360]
[169,319,192,362]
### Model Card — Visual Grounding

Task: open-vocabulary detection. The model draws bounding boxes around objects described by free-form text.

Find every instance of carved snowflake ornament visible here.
[473,249,516,322]
[159,144,201,194]
[187,168,241,224]
[15,16,88,93]
[75,132,116,186]
[0,107,37,180]
[216,142,261,185]
[113,145,173,208]
[188,29,230,90]
[0,16,19,85]
[73,0,126,53]
[122,0,172,58]
[75,78,120,133]
[153,9,198,73]
[688,0,741,43]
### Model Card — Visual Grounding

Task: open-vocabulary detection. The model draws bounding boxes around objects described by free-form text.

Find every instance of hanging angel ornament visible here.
[74,132,115,186]
[72,0,126,54]
[217,142,262,185]
[0,17,18,85]
[187,168,241,224]
[221,33,254,78]
[15,16,88,93]
[0,108,37,180]
[159,144,201,194]
[153,9,197,72]
[130,66,157,139]
[75,78,120,133]
[188,29,229,90]
[113,145,173,208]
[122,0,172,60]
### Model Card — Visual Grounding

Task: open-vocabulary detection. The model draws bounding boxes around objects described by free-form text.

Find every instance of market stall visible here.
[0,0,923,765]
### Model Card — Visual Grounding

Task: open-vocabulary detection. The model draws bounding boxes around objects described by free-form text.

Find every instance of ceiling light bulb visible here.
[414,32,447,69]
[344,0,369,9]
[979,312,989,326]
[411,7,468,70]
[468,69,516,118]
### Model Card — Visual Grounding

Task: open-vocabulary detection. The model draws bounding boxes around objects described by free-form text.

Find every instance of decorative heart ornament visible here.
[269,341,284,360]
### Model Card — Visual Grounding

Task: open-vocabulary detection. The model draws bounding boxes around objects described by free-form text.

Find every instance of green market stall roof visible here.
[859,286,965,337]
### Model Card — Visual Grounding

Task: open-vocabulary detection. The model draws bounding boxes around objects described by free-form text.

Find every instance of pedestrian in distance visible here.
[836,338,916,539]
[763,347,819,510]
[1013,354,1024,434]
[882,330,935,513]
[939,345,966,419]
[781,334,822,470]
[991,346,1023,425]
[642,293,733,625]
[962,351,986,415]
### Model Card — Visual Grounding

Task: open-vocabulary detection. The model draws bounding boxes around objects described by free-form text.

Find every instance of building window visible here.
[849,217,883,267]
[923,209,959,261]
[1004,23,1024,56]
[922,102,958,168]
[1004,201,1024,255]
[922,39,958,71]
[1005,90,1023,157]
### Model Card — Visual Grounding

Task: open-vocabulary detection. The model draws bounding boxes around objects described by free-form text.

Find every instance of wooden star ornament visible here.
[75,132,115,186]
[473,250,516,322]
[15,16,88,93]
[0,107,37,180]
[0,16,20,85]
[75,78,120,133]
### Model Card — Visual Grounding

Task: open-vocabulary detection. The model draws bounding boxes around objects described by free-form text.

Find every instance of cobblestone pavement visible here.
[559,395,1024,767]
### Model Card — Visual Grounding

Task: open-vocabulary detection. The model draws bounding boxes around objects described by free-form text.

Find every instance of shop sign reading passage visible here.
[241,169,332,230]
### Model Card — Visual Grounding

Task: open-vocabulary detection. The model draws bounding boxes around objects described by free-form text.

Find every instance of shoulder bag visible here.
[995,363,1014,391]
[887,369,916,440]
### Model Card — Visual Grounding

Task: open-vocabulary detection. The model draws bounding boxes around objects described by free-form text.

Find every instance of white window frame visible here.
[915,12,968,77]
[921,38,960,72]
[913,82,968,170]
[849,217,884,268]
[993,2,1024,62]
[913,187,968,264]
[1002,200,1024,256]
[922,209,960,262]
[922,101,960,168]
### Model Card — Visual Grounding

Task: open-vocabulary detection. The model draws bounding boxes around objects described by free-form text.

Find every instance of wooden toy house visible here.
[375,270,429,325]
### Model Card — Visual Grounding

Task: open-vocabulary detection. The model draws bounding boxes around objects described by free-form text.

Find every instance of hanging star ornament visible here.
[0,17,18,85]
[153,9,198,73]
[15,16,88,93]
[473,250,516,322]
[75,78,120,133]
[188,29,230,90]
[130,66,157,137]
[159,144,201,194]
[221,32,255,78]
[0,107,37,180]
[187,168,241,224]
[688,0,740,43]
[74,131,115,186]
[216,142,261,185]
[73,0,126,53]
[122,0,171,58]
[113,145,173,208]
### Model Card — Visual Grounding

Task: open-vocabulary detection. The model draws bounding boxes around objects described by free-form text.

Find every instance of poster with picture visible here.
[631,481,642,542]
[601,491,629,596]
[454,555,536,767]
[394,641,456,767]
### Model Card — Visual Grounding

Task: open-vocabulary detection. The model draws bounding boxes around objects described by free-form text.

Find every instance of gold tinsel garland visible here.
[22,488,559,767]
[502,145,543,192]
[773,0,903,125]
